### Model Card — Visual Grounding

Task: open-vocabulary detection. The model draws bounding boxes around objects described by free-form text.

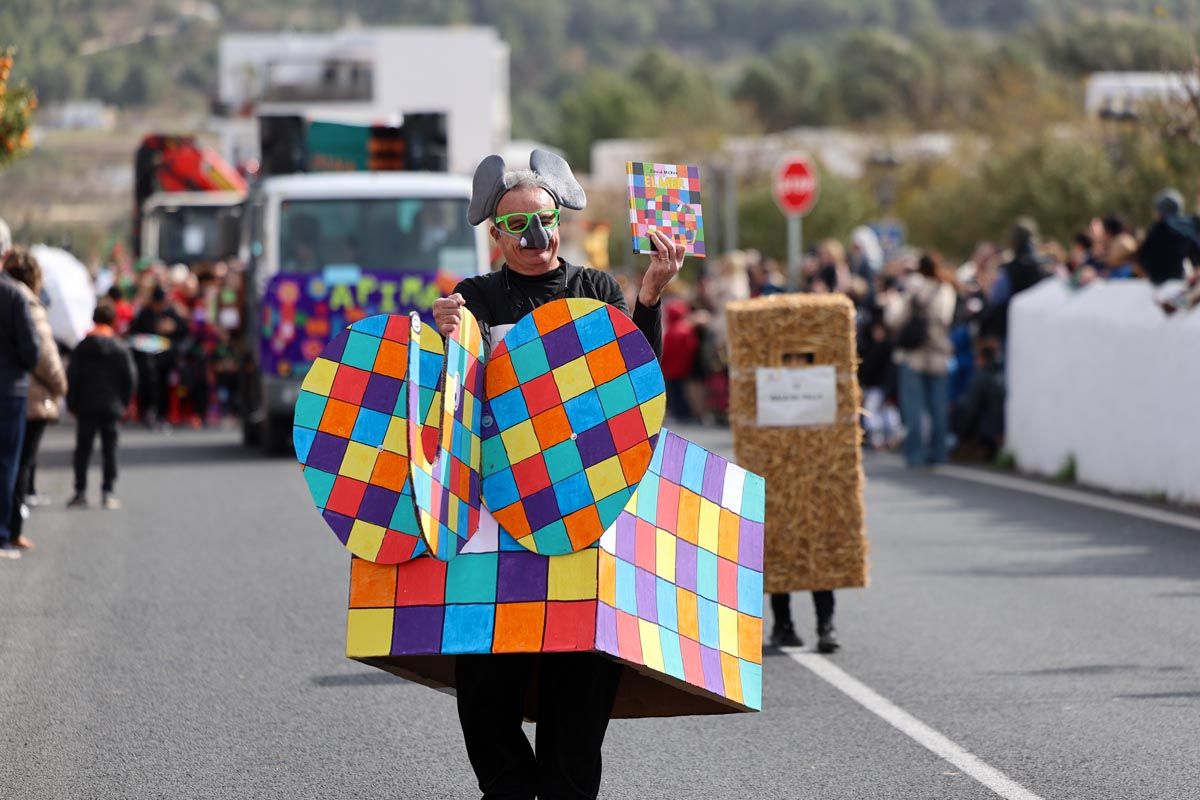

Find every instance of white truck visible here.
[239,171,491,452]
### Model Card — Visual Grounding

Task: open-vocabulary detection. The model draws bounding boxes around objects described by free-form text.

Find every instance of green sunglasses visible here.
[493,208,561,235]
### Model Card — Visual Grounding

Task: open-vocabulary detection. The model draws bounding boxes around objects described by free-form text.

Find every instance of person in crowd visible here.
[1105,233,1140,280]
[431,150,681,800]
[0,237,40,560]
[1065,232,1101,287]
[859,313,902,451]
[106,284,135,335]
[1137,188,1200,285]
[1090,213,1128,258]
[67,302,137,510]
[4,249,66,549]
[662,296,699,422]
[130,285,185,426]
[849,225,884,280]
[979,220,1046,342]
[884,251,957,467]
[952,337,1006,463]
[814,239,852,295]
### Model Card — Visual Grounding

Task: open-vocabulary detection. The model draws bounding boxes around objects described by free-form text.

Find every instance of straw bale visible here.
[726,293,868,593]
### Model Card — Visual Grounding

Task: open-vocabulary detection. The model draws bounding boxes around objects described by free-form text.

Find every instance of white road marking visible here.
[932,465,1200,533]
[784,650,1045,800]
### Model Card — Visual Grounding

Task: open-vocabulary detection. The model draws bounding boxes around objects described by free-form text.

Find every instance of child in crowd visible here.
[67,302,137,510]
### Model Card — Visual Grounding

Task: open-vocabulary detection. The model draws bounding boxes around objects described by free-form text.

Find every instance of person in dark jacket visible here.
[67,302,136,510]
[130,285,185,426]
[978,219,1047,342]
[0,265,40,559]
[1137,188,1200,285]
[432,151,678,800]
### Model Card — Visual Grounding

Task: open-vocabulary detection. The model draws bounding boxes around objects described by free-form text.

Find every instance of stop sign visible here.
[774,156,819,217]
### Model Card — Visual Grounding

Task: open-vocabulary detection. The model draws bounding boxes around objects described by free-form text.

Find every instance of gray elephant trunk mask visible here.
[466,149,588,252]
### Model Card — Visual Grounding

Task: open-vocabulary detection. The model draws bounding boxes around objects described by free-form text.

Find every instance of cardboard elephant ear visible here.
[293,314,428,564]
[478,298,666,555]
[406,310,486,561]
[467,154,507,226]
[467,149,586,226]
[530,148,586,211]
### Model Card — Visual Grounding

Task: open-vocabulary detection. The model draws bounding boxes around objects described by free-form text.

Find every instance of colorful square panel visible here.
[480,299,666,556]
[295,315,425,564]
[406,310,485,562]
[596,428,765,710]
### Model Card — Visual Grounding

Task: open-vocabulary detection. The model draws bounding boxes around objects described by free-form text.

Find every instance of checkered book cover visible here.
[626,162,706,258]
[480,299,666,556]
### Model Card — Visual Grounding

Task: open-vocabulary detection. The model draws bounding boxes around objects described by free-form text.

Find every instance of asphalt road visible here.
[2,423,1198,799]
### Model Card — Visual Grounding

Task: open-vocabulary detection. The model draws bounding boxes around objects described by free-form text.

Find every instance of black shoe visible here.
[66,493,88,509]
[770,624,803,648]
[816,625,840,654]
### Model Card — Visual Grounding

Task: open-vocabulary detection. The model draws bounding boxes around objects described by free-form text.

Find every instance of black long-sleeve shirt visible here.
[453,259,663,359]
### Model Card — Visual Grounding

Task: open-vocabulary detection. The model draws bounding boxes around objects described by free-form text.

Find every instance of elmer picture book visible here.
[626,162,706,258]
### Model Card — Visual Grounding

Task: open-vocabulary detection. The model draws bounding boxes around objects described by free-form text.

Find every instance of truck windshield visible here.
[155,205,241,264]
[278,197,476,277]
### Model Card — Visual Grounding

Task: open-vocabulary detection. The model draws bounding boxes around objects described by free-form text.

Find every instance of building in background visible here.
[1085,71,1199,117]
[213,27,510,174]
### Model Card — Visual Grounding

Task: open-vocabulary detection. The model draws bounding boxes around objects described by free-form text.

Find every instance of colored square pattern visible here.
[481,299,665,556]
[626,162,706,259]
[317,305,763,717]
[406,312,484,562]
[596,429,764,710]
[345,430,765,714]
[295,317,426,565]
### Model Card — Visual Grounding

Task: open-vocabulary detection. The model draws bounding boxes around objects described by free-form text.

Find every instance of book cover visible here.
[626,162,706,258]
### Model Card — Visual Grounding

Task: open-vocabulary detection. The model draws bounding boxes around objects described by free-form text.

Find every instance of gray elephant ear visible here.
[468,154,508,226]
[530,149,587,211]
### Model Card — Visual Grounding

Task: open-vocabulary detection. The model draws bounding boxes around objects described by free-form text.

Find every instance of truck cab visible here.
[240,171,489,452]
[141,191,245,267]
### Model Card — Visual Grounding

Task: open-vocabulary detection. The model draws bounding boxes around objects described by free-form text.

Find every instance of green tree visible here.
[557,70,653,169]
[833,29,934,124]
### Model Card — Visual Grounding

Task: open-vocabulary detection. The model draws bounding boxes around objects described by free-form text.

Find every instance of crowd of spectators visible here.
[98,258,246,429]
[0,218,248,559]
[650,186,1200,467]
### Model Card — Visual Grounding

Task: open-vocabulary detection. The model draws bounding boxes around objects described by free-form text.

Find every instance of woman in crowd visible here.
[3,248,66,548]
[884,251,957,467]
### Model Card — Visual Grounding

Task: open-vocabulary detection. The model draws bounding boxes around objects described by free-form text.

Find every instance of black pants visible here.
[8,418,47,538]
[74,415,120,493]
[771,591,835,631]
[456,653,623,800]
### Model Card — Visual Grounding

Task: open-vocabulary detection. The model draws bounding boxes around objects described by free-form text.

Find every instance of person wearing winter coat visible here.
[0,252,39,559]
[884,252,958,467]
[4,248,66,548]
[1138,188,1200,285]
[67,302,136,510]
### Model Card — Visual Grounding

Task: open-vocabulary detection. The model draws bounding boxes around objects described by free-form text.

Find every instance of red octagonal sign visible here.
[774,156,819,217]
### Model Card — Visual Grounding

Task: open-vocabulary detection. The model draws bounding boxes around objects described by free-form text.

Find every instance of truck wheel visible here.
[263,412,294,457]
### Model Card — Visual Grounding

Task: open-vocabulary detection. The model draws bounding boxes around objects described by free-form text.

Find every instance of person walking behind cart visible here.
[67,303,137,510]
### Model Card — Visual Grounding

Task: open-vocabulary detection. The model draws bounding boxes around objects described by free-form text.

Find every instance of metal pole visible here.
[787,214,802,291]
[723,164,738,254]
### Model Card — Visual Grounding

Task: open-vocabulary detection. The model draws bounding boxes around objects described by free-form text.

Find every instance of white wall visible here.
[1007,279,1200,503]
